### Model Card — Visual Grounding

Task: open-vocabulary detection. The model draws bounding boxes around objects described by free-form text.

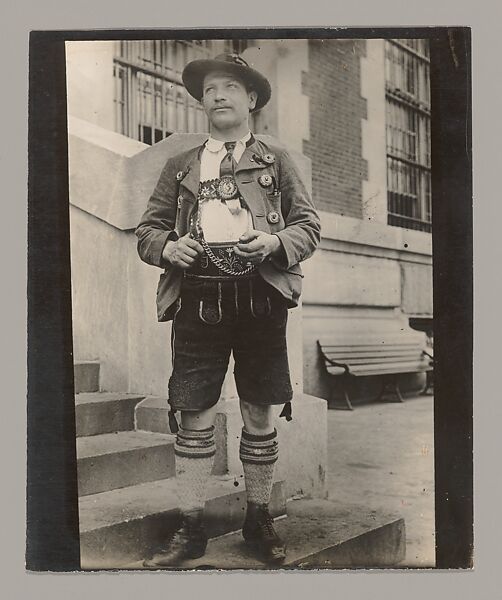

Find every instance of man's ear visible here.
[248,90,258,111]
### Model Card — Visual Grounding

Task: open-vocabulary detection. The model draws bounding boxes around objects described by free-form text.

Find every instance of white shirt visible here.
[200,131,252,181]
[199,131,253,243]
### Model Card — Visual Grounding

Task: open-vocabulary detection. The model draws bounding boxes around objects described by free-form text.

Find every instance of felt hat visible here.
[182,53,271,112]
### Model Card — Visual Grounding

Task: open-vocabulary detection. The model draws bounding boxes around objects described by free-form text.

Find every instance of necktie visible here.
[219,141,241,214]
[220,141,237,177]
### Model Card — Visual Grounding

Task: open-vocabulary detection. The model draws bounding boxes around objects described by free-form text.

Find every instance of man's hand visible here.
[162,233,203,269]
[233,230,282,265]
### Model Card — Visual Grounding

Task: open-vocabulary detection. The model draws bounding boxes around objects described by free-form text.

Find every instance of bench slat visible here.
[318,337,422,345]
[323,349,422,361]
[324,354,424,366]
[327,360,430,376]
[320,343,421,352]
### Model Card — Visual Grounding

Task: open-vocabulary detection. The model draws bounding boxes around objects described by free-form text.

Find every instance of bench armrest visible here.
[316,342,350,374]
[328,360,350,375]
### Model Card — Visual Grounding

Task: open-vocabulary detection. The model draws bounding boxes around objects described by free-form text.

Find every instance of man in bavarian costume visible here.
[136,52,320,567]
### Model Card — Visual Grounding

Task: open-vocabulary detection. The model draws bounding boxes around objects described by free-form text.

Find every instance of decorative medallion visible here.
[267,211,280,224]
[258,174,273,187]
[217,175,239,200]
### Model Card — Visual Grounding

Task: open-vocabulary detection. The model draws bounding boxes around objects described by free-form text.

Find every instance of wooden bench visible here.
[318,338,433,410]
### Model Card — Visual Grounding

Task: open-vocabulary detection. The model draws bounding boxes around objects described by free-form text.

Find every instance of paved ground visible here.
[326,394,435,568]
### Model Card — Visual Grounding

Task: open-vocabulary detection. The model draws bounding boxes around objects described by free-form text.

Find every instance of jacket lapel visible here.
[235,140,269,174]
[179,146,203,200]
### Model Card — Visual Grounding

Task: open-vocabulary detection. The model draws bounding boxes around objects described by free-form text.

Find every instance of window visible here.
[113,40,253,145]
[385,39,431,232]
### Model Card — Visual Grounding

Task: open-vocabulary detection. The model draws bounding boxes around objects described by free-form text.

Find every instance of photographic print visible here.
[27,29,472,572]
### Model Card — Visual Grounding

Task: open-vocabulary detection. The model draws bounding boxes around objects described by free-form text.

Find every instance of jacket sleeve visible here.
[135,157,180,268]
[272,150,321,270]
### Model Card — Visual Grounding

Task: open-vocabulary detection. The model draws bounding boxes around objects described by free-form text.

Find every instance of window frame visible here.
[385,39,432,233]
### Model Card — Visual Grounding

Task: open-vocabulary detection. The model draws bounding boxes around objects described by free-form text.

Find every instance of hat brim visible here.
[182,59,271,112]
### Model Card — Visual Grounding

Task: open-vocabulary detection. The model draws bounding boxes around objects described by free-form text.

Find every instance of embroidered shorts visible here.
[168,275,293,412]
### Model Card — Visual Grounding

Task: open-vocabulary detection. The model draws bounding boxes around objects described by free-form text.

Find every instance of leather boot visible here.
[142,513,208,568]
[242,503,286,564]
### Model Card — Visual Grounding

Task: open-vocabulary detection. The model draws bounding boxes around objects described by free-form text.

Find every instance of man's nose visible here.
[214,87,227,101]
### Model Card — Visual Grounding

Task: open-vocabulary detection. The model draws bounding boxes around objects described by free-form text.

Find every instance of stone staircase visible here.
[127,498,406,570]
[75,360,406,570]
[74,361,286,569]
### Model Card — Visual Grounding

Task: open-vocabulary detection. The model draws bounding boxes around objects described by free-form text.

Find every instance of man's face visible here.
[201,72,257,132]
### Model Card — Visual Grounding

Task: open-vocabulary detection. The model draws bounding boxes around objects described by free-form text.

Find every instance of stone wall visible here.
[302,210,432,402]
[66,41,116,132]
[303,39,368,218]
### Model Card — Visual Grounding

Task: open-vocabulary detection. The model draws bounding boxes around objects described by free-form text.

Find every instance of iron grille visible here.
[385,39,431,233]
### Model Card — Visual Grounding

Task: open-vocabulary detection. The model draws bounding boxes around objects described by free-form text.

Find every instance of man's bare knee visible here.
[181,405,218,431]
[240,400,274,434]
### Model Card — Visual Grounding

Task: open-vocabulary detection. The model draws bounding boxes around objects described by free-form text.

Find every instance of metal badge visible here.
[258,174,273,187]
[218,175,239,200]
[262,153,275,164]
[176,170,185,181]
[267,211,280,224]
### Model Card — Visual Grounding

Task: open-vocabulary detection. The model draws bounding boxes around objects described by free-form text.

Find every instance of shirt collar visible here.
[205,131,252,153]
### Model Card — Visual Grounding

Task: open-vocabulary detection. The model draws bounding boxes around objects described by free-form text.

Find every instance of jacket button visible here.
[267,211,280,224]
[177,195,183,207]
[259,174,273,187]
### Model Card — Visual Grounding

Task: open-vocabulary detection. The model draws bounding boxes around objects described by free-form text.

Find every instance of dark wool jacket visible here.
[136,137,321,321]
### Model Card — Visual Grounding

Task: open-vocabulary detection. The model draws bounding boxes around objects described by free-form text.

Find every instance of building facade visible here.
[67,38,432,405]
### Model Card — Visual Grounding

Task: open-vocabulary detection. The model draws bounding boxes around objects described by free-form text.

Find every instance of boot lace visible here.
[257,509,277,539]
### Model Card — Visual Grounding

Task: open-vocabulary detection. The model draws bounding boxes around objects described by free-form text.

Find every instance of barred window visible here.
[385,39,431,232]
[113,40,253,145]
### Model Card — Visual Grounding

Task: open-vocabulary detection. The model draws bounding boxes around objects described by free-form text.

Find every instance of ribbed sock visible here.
[174,425,216,517]
[239,428,279,506]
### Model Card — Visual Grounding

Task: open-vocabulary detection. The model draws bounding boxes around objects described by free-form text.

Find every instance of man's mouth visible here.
[214,106,231,112]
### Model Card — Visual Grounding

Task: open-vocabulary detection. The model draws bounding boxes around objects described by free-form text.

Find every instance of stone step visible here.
[74,360,100,393]
[134,396,170,435]
[77,431,175,496]
[79,476,286,569]
[75,392,145,437]
[125,498,406,570]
